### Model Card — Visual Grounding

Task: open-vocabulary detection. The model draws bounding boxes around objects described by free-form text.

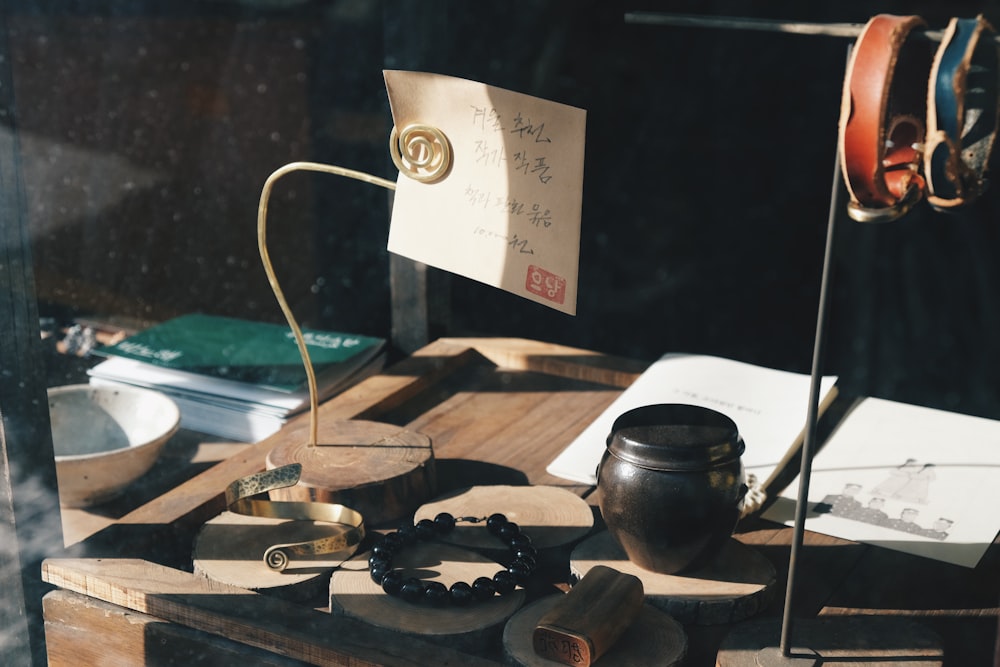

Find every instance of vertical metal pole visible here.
[778,127,844,655]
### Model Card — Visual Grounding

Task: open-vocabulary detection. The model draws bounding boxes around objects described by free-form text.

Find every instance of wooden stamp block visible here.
[532,565,644,666]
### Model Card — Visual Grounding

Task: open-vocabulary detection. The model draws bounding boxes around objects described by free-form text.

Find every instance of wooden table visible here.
[41,338,1000,666]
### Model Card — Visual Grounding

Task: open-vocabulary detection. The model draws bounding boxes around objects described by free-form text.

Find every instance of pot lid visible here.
[607,403,745,471]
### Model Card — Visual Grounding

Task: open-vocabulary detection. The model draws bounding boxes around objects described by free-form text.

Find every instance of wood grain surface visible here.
[42,557,503,666]
[504,595,687,667]
[414,485,594,551]
[330,541,524,654]
[571,531,776,626]
[266,419,435,525]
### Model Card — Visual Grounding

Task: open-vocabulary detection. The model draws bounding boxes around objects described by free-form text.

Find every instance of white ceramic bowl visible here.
[49,384,181,508]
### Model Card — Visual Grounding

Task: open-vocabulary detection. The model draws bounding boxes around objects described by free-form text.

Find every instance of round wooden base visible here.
[193,511,347,601]
[503,594,687,667]
[716,616,943,666]
[329,541,525,654]
[265,419,435,525]
[415,485,594,552]
[571,531,775,625]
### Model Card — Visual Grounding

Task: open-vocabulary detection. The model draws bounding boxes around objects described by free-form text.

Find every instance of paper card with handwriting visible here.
[383,70,586,314]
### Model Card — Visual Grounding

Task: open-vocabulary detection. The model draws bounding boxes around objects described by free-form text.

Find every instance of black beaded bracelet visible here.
[368,512,538,606]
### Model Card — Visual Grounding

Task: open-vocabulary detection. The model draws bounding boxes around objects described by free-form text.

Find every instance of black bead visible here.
[434,512,455,535]
[368,552,391,569]
[492,569,517,594]
[508,559,533,584]
[498,521,520,541]
[369,561,392,585]
[396,523,418,545]
[513,554,537,573]
[380,531,405,551]
[415,518,437,540]
[433,512,456,534]
[449,581,475,606]
[424,581,449,607]
[381,570,404,596]
[513,544,537,561]
[486,513,508,536]
[400,577,425,603]
[472,576,496,601]
[509,531,532,550]
[370,542,396,559]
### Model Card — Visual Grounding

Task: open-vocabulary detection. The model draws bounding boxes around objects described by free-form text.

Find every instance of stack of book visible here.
[87,313,386,443]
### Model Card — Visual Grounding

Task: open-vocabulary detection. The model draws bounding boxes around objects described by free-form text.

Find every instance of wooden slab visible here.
[571,531,775,625]
[414,485,595,552]
[192,511,350,601]
[503,595,687,667]
[265,419,435,525]
[43,589,308,667]
[41,557,504,666]
[716,616,943,666]
[330,541,525,654]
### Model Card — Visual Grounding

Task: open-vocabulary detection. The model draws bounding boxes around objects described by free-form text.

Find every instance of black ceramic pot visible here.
[596,404,747,574]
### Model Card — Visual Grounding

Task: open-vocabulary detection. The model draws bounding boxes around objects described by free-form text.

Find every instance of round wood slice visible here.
[716,616,943,666]
[571,531,775,625]
[414,485,594,552]
[265,419,435,525]
[330,540,525,653]
[503,595,687,667]
[193,511,349,601]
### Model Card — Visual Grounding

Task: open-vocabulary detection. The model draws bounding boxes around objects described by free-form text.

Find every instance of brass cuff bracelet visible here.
[225,463,366,572]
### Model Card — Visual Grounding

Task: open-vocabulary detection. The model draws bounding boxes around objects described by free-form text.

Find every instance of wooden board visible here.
[329,541,525,654]
[503,595,687,667]
[41,557,504,666]
[571,531,775,625]
[414,485,595,552]
[43,589,310,667]
[266,419,435,525]
[715,616,943,666]
[192,511,352,601]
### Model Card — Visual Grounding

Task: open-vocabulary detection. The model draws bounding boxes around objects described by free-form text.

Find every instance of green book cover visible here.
[97,313,385,393]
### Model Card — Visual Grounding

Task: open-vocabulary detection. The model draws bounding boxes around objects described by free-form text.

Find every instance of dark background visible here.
[11,0,1000,419]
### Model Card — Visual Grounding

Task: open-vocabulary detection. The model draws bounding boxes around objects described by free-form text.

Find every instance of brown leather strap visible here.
[839,14,933,222]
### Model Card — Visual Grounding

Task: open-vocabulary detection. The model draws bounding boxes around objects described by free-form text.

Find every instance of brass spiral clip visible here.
[225,463,366,572]
[389,123,452,183]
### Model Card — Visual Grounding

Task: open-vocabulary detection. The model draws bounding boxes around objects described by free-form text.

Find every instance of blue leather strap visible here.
[926,16,1000,209]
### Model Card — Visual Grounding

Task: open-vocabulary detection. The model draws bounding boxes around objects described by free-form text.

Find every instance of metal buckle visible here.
[846,179,924,223]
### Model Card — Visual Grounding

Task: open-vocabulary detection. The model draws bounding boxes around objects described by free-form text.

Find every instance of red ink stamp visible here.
[525,265,566,304]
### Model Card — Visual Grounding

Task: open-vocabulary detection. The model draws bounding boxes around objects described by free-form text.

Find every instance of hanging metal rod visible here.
[624,11,958,42]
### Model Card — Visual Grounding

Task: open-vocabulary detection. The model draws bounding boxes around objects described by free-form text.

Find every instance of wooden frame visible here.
[0,14,62,665]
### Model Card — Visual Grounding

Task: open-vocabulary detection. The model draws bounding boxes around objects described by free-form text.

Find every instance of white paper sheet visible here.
[546,353,837,487]
[764,396,1000,568]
